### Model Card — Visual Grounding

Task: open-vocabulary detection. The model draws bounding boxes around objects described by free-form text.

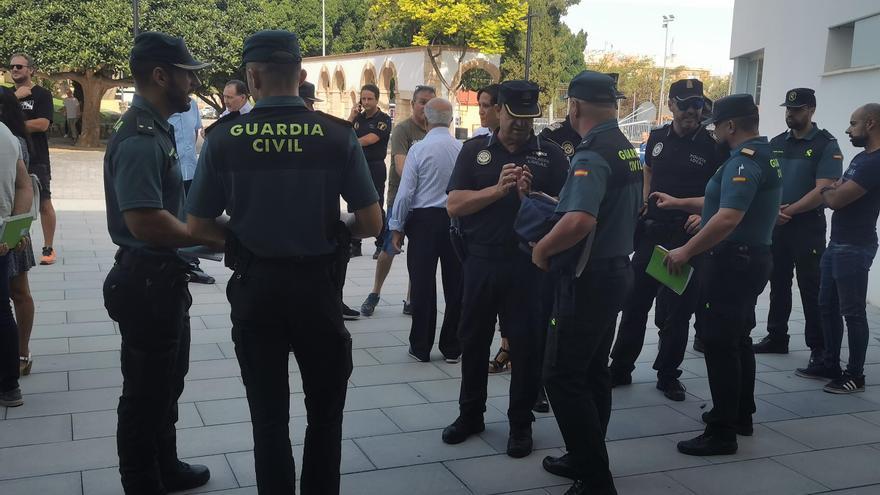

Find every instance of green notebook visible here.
[646,245,694,296]
[0,213,34,248]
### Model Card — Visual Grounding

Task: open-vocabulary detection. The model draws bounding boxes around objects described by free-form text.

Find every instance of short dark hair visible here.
[131,60,175,88]
[361,84,380,99]
[413,85,436,101]
[731,114,760,133]
[246,61,302,91]
[225,79,248,96]
[477,84,500,105]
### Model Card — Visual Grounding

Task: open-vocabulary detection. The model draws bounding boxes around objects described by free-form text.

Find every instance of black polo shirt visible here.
[645,124,722,221]
[447,132,569,248]
[354,109,393,162]
[539,117,582,158]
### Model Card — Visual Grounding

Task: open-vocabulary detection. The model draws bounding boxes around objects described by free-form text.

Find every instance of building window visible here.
[733,49,764,105]
[825,13,880,72]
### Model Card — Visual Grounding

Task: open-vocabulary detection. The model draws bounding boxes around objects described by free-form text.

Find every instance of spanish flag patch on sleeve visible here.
[573,169,589,177]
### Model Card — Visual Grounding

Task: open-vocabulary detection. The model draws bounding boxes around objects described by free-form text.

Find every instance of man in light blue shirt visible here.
[389,97,463,363]
[168,96,213,284]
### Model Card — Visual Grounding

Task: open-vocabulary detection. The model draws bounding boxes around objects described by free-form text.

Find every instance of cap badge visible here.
[788,91,797,102]
[476,150,492,165]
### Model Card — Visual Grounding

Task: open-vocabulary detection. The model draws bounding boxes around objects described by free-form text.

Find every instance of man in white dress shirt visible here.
[389,98,462,363]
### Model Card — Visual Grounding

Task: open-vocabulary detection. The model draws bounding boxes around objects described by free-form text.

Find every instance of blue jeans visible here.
[820,241,878,377]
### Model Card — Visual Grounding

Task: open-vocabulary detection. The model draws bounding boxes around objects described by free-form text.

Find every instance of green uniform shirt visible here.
[701,137,782,246]
[556,119,643,259]
[770,124,843,206]
[103,94,184,254]
[388,117,427,209]
[186,95,379,258]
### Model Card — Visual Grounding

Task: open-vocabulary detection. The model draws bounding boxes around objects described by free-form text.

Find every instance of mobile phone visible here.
[357,102,363,113]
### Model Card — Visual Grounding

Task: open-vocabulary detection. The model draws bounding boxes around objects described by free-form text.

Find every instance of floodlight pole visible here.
[657,14,675,124]
[524,5,535,80]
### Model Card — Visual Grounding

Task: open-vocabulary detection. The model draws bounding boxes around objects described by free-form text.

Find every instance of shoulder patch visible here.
[315,111,353,128]
[136,116,155,135]
[740,147,755,157]
[562,142,575,156]
[377,121,388,131]
[652,142,664,157]
[464,134,489,144]
[476,150,492,165]
[547,121,562,131]
[203,111,241,137]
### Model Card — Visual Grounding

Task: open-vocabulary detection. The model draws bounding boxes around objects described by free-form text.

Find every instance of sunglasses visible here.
[675,98,705,111]
[9,64,30,70]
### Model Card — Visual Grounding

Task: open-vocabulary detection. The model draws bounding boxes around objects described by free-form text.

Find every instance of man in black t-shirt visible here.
[10,53,57,265]
[799,103,880,394]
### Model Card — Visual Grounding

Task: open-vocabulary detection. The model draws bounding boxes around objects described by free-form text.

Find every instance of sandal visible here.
[19,353,33,376]
[488,347,511,374]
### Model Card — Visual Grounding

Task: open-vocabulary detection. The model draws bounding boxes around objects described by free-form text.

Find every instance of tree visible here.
[586,52,664,117]
[704,74,731,102]
[500,0,586,115]
[368,0,527,95]
[0,0,135,147]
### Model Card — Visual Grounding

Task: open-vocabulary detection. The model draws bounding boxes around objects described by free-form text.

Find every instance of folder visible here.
[0,213,34,248]
[646,245,693,296]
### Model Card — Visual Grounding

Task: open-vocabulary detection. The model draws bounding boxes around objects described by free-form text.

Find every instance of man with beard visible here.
[806,103,880,393]
[657,94,781,455]
[609,79,722,401]
[102,32,221,493]
[9,53,57,265]
[753,89,842,368]
[443,80,568,458]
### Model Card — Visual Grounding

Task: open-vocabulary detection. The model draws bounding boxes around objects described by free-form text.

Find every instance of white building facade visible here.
[731,0,880,302]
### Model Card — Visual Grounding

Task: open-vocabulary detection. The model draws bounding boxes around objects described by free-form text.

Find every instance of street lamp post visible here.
[657,14,674,124]
[322,0,326,56]
[524,5,534,80]
[133,0,140,38]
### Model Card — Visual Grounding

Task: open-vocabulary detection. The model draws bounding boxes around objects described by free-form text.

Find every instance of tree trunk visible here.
[77,75,107,148]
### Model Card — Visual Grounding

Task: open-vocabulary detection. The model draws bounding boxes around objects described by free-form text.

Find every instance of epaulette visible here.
[546,121,563,131]
[315,110,353,128]
[136,116,156,135]
[650,122,671,132]
[464,134,490,144]
[740,147,756,157]
[204,111,241,137]
[819,128,837,141]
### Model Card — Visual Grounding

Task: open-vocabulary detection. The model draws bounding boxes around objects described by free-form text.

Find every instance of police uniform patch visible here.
[652,142,663,157]
[378,121,388,131]
[805,149,813,157]
[476,150,492,165]
[732,176,747,182]
[573,169,589,177]
[740,147,756,157]
[562,142,575,156]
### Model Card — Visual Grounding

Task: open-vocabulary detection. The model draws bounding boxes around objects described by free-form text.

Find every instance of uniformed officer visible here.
[299,81,322,111]
[444,80,568,458]
[349,83,393,259]
[657,94,781,456]
[539,110,582,159]
[102,32,217,494]
[609,79,723,401]
[753,88,843,364]
[186,30,382,494]
[533,71,639,495]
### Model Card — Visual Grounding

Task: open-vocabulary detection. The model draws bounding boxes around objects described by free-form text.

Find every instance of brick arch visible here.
[360,61,378,88]
[452,58,501,89]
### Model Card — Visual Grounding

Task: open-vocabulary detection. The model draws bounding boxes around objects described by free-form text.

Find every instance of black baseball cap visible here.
[242,30,302,66]
[702,93,759,125]
[780,88,816,108]
[566,70,625,103]
[669,79,704,101]
[129,32,209,70]
[299,81,322,102]
[498,80,541,118]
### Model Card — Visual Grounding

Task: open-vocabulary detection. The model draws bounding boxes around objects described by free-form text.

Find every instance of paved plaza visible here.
[3,148,880,494]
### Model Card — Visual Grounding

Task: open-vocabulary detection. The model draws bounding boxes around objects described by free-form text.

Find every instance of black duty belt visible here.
[709,241,771,256]
[114,247,188,271]
[583,256,630,272]
[466,243,519,259]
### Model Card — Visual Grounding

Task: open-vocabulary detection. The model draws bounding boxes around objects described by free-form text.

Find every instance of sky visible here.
[562,0,735,75]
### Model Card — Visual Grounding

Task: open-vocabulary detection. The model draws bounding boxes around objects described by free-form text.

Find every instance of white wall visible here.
[731,0,880,303]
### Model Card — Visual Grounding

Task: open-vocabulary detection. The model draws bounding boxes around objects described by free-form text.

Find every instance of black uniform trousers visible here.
[227,254,352,495]
[0,254,18,395]
[611,218,698,380]
[406,208,461,360]
[701,243,772,441]
[545,258,631,495]
[103,249,192,495]
[767,210,826,351]
[458,249,544,425]
[352,160,388,251]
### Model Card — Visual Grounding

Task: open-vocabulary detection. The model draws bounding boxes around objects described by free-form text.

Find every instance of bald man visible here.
[803,103,880,394]
[388,98,463,363]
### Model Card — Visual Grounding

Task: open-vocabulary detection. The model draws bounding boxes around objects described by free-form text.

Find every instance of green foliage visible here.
[369,0,526,54]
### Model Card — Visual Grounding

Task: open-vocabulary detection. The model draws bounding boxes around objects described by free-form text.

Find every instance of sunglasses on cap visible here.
[675,98,705,111]
[8,64,30,70]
